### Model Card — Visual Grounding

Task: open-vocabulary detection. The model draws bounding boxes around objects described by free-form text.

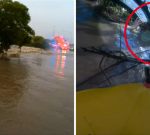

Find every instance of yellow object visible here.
[76,84,150,135]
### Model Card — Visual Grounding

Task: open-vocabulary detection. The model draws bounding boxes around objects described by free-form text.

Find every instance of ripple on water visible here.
[0,60,28,111]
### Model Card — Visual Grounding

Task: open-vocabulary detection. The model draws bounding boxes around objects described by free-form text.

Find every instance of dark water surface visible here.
[76,1,150,91]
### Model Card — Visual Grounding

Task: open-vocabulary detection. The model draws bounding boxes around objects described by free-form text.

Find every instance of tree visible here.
[0,0,35,53]
[31,36,49,49]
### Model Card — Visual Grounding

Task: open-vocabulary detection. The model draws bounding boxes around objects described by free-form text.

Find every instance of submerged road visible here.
[0,49,74,134]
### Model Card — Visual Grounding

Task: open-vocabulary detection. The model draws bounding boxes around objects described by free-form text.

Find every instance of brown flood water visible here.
[0,49,74,135]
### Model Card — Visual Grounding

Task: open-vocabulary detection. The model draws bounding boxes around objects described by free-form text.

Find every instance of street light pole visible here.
[53,26,55,37]
[62,30,72,44]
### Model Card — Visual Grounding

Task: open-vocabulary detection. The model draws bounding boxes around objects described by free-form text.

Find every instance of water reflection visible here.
[50,51,67,80]
[51,56,56,67]
[76,2,93,23]
[115,25,150,60]
[115,28,140,50]
[61,56,66,69]
[54,69,65,80]
[56,55,60,68]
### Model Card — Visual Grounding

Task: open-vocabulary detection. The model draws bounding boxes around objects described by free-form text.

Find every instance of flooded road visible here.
[0,49,74,134]
[76,1,150,91]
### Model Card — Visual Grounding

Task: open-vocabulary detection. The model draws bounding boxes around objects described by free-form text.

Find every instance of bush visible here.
[30,36,50,49]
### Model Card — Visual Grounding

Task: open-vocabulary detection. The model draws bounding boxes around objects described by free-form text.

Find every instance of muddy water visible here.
[0,49,74,134]
[77,1,149,91]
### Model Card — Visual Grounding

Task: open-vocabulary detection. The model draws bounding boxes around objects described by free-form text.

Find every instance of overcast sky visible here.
[13,0,74,44]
